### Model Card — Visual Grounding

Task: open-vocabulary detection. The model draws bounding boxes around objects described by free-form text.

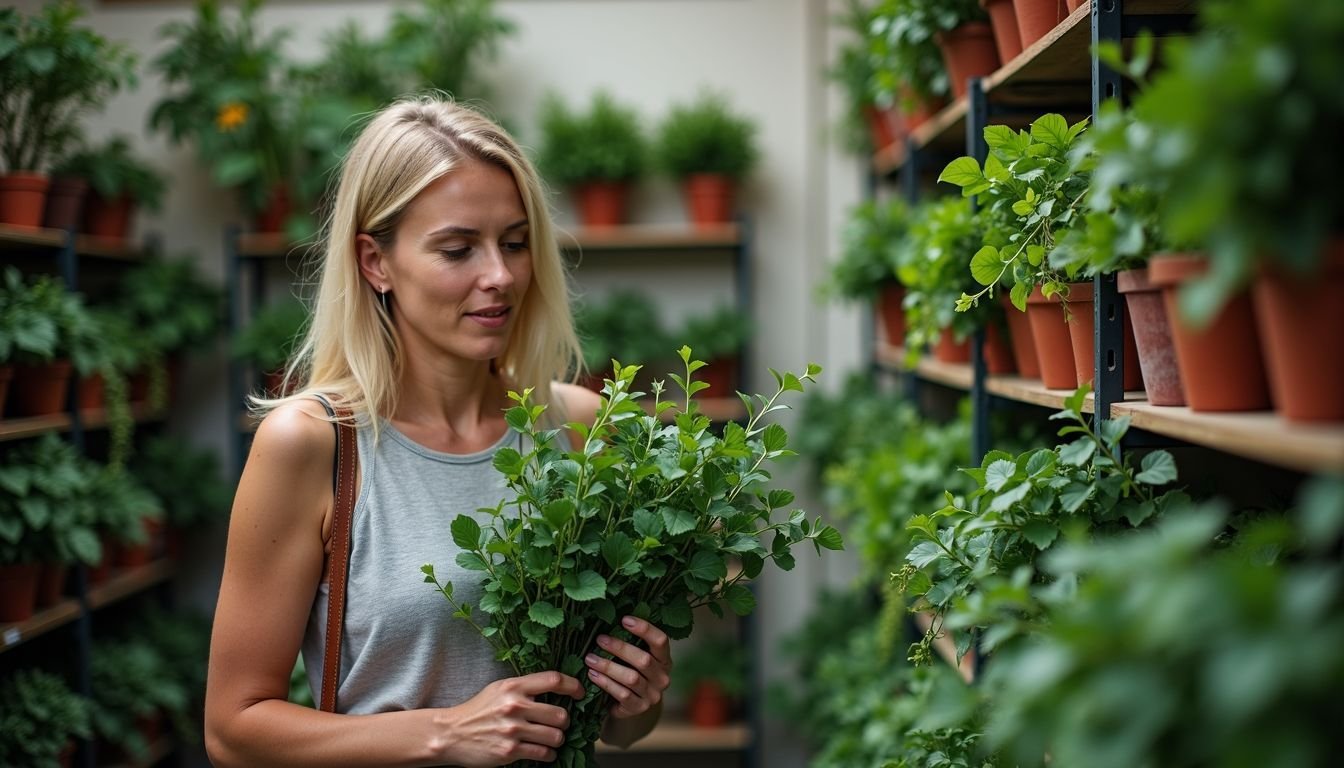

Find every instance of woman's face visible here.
[370,158,533,367]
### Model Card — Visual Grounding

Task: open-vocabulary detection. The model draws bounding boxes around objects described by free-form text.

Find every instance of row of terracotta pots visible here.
[0,172,138,240]
[574,173,741,230]
[865,91,948,153]
[877,283,1022,374]
[981,0,1084,64]
[0,361,169,420]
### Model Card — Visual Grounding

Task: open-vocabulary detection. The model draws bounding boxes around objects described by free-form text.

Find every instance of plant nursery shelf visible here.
[560,223,741,253]
[0,223,145,260]
[0,599,81,655]
[0,403,164,443]
[235,232,313,260]
[594,720,751,753]
[87,559,176,611]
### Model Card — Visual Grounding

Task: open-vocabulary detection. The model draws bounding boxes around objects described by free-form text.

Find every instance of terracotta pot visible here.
[1000,293,1040,379]
[42,176,88,231]
[146,517,167,561]
[878,283,907,347]
[687,680,731,728]
[36,562,67,608]
[0,563,41,622]
[1117,268,1185,406]
[114,518,154,568]
[683,173,736,228]
[253,183,293,234]
[77,372,106,411]
[129,368,151,405]
[574,180,628,228]
[900,87,947,132]
[1149,253,1271,412]
[0,365,12,415]
[1066,0,1085,11]
[863,105,902,151]
[934,329,972,364]
[984,322,1016,375]
[83,192,135,241]
[1252,241,1344,422]
[10,360,73,417]
[982,0,1024,62]
[1025,286,1078,389]
[58,741,75,768]
[699,356,739,398]
[1014,0,1069,49]
[0,172,51,228]
[1064,281,1143,391]
[937,22,1002,100]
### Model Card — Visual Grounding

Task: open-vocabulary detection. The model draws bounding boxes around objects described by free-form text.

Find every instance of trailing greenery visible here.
[654,91,759,180]
[0,1,136,173]
[90,466,163,549]
[130,435,233,529]
[423,350,841,765]
[896,196,987,358]
[51,135,167,210]
[536,91,647,188]
[822,199,910,302]
[0,434,99,567]
[675,306,751,363]
[0,668,92,767]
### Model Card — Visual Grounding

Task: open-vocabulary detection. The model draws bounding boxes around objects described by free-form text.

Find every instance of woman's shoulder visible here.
[251,398,339,460]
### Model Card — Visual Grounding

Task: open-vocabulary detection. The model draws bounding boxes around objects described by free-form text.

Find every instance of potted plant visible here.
[869,0,954,131]
[673,633,748,728]
[231,297,309,397]
[51,136,166,242]
[139,606,213,743]
[676,306,752,398]
[90,639,189,764]
[0,268,91,417]
[536,91,647,228]
[572,291,670,391]
[0,2,135,228]
[828,0,898,152]
[822,199,911,348]
[149,0,298,233]
[654,91,759,228]
[90,467,164,570]
[0,669,93,768]
[898,0,998,101]
[1013,0,1072,50]
[130,436,233,560]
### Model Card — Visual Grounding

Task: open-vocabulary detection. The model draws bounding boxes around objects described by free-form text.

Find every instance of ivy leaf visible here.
[970,246,1004,287]
[561,570,607,602]
[1136,450,1178,485]
[450,515,482,550]
[529,601,565,628]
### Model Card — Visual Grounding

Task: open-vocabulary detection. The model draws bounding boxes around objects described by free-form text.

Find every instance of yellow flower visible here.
[216,102,249,132]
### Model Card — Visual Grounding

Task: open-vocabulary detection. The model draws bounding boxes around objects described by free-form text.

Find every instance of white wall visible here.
[24,0,871,763]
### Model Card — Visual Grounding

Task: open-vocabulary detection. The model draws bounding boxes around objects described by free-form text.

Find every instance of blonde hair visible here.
[252,96,582,435]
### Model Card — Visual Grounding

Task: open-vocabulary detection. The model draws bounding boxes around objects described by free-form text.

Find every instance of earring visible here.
[379,288,390,314]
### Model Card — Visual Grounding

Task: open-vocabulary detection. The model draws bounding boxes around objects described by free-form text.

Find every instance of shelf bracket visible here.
[1092,0,1125,423]
[967,78,991,464]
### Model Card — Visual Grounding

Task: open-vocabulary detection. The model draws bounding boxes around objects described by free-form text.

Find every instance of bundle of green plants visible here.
[89,638,190,761]
[938,113,1092,313]
[422,350,842,765]
[981,477,1344,768]
[139,605,213,743]
[0,2,136,175]
[231,297,309,375]
[0,267,91,368]
[129,435,232,530]
[51,135,166,210]
[572,291,670,375]
[536,91,647,189]
[0,433,100,568]
[0,668,92,767]
[898,386,1188,668]
[896,195,987,359]
[654,91,759,180]
[89,465,163,551]
[675,306,750,364]
[821,198,910,302]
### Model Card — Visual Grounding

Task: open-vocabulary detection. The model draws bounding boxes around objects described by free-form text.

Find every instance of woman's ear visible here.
[356,233,390,292]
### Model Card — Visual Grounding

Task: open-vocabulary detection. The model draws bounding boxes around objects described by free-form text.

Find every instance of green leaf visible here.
[970,246,1004,287]
[505,406,530,433]
[529,600,565,628]
[938,156,985,188]
[1026,449,1057,478]
[543,499,575,529]
[1030,114,1071,148]
[661,505,696,536]
[1100,416,1130,445]
[1058,438,1096,466]
[985,459,1018,492]
[687,550,728,583]
[561,570,607,601]
[1021,520,1060,550]
[1010,281,1031,312]
[814,525,844,551]
[1135,450,1178,485]
[762,423,788,453]
[989,482,1031,512]
[601,532,637,571]
[450,515,482,550]
[660,598,693,628]
[633,508,664,538]
[1060,482,1094,513]
[723,583,756,616]
[492,447,524,477]
[212,152,260,186]
[455,552,489,571]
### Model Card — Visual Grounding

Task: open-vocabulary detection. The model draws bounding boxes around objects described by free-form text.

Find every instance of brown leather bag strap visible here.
[319,403,358,713]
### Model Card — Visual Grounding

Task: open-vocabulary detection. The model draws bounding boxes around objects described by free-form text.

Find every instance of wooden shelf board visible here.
[875,343,908,371]
[72,234,144,261]
[595,720,751,753]
[1111,401,1344,475]
[915,357,975,391]
[560,223,741,252]
[986,1,1092,98]
[87,560,176,611]
[0,403,164,443]
[0,223,66,249]
[0,599,81,654]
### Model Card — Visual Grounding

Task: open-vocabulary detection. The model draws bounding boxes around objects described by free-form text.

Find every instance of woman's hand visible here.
[584,615,673,720]
[439,671,585,766]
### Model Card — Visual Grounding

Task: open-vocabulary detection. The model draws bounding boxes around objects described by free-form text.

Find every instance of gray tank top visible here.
[301,420,520,714]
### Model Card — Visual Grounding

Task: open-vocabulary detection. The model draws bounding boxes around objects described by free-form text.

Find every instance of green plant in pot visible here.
[90,638,189,764]
[654,90,759,228]
[139,605,213,743]
[822,198,911,348]
[536,91,647,228]
[90,466,164,570]
[828,0,892,152]
[149,0,298,233]
[0,668,93,767]
[868,0,953,120]
[384,0,515,98]
[572,291,670,390]
[0,1,136,228]
[676,306,751,398]
[130,435,233,554]
[672,632,747,728]
[231,297,309,397]
[895,0,995,101]
[0,267,91,417]
[70,308,146,469]
[51,135,166,242]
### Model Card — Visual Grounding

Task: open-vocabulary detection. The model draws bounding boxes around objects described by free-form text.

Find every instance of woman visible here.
[205,97,672,767]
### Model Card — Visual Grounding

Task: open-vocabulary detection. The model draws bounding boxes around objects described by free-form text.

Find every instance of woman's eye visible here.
[439,248,470,261]
[503,240,529,252]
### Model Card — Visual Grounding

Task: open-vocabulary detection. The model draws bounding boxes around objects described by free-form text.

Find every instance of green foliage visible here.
[982,481,1344,768]
[129,435,233,529]
[114,254,222,357]
[148,0,295,214]
[675,306,750,362]
[289,654,314,708]
[896,196,985,357]
[425,350,839,765]
[0,267,91,366]
[822,199,910,302]
[672,632,748,698]
[51,135,167,210]
[139,605,213,743]
[870,0,971,103]
[0,668,92,767]
[572,291,670,373]
[1086,0,1344,324]
[383,0,515,100]
[938,114,1092,313]
[0,434,100,566]
[654,91,759,180]
[90,638,190,762]
[0,1,136,173]
[536,91,647,188]
[90,466,163,547]
[231,297,309,373]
